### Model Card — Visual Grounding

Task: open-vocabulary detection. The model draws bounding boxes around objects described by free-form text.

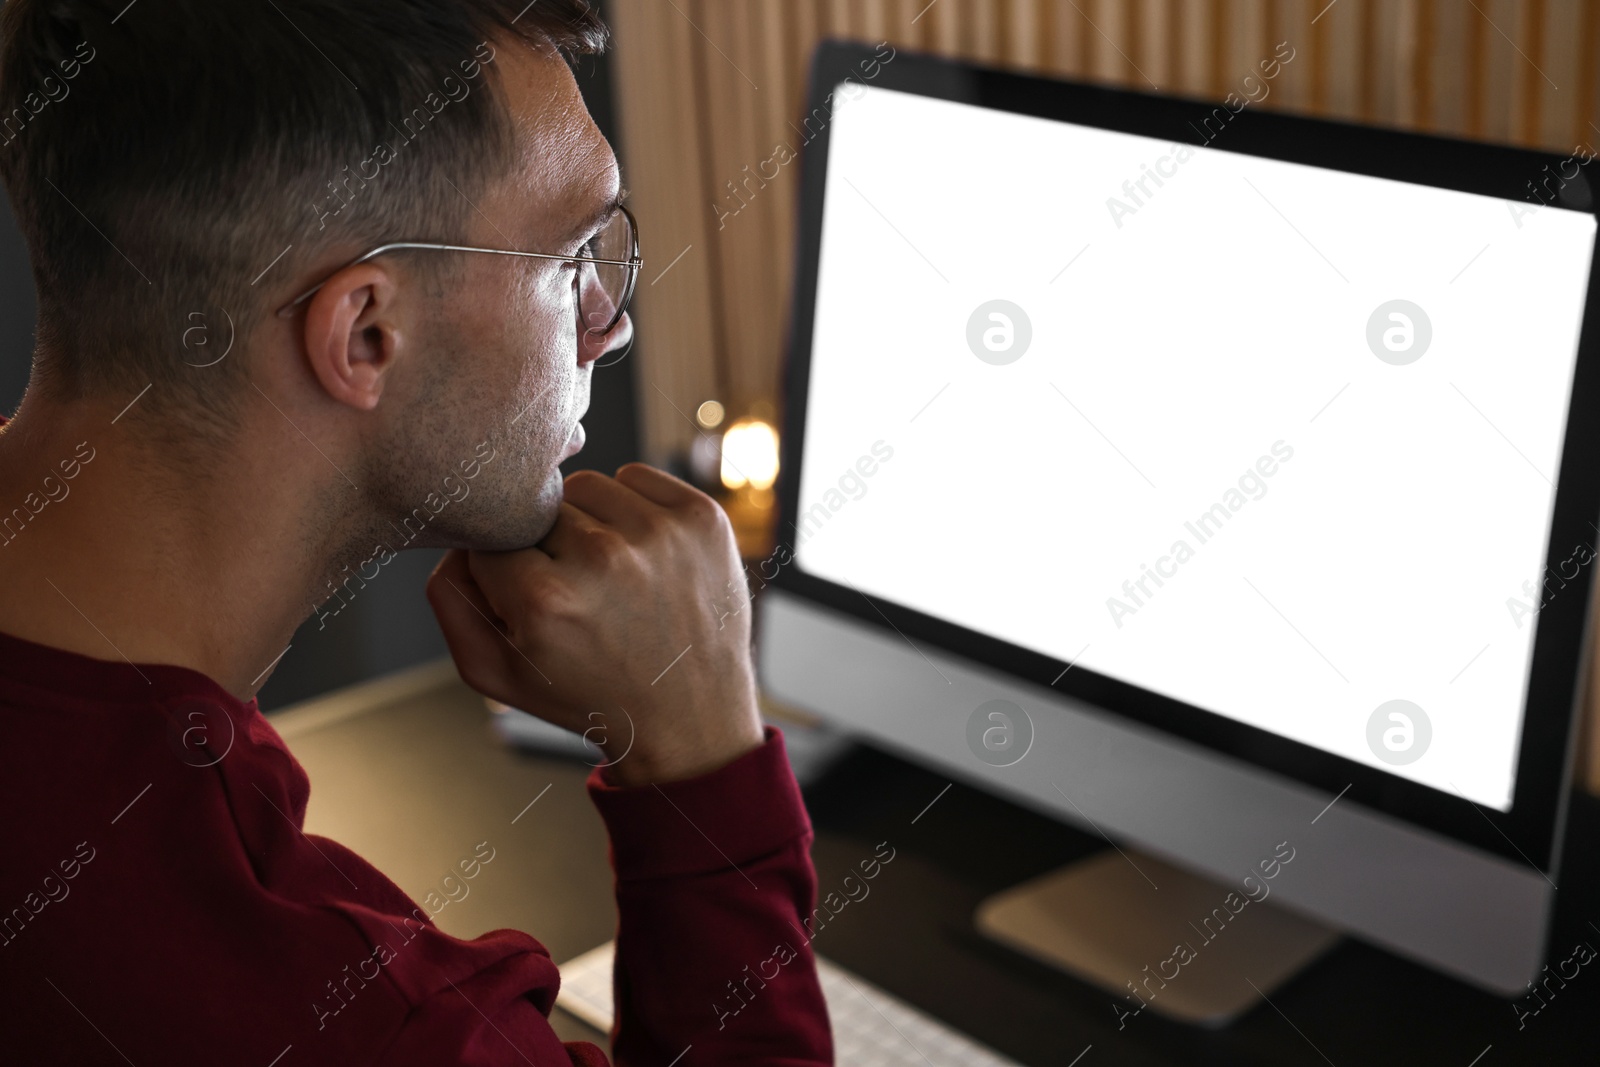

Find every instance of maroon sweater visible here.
[0,626,833,1064]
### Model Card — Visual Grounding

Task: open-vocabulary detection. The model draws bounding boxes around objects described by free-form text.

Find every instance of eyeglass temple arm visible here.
[274,242,642,318]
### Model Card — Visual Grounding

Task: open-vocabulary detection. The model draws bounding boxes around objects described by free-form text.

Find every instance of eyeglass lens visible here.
[579,208,636,336]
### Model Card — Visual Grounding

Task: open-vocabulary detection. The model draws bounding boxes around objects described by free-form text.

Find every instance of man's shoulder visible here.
[0,684,556,1062]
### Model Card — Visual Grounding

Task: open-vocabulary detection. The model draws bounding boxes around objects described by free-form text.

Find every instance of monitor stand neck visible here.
[975,849,1341,1027]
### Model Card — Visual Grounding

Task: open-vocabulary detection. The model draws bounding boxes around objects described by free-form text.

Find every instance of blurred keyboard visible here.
[556,941,1025,1066]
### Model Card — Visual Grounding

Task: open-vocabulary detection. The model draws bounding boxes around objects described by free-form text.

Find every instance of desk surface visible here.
[270,662,1600,1065]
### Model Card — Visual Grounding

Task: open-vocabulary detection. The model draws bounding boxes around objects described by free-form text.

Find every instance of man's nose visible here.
[579,311,632,368]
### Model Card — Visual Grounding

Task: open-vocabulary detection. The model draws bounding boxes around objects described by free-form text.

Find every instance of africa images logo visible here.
[966,699,1034,768]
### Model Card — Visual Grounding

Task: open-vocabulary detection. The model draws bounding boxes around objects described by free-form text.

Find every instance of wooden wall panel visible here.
[1047,0,1089,75]
[1431,0,1467,132]
[1174,0,1210,95]
[605,0,721,461]
[1539,0,1582,149]
[1478,0,1517,142]
[1008,0,1048,68]
[1272,0,1313,110]
[1224,0,1268,94]
[695,0,779,411]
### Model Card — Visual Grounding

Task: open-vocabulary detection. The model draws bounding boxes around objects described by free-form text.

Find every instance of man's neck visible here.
[0,390,365,702]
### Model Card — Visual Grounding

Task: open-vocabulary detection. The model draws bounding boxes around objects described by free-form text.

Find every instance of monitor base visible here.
[975,849,1340,1027]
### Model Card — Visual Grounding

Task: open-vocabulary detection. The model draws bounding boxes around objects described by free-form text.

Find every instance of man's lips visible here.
[560,420,586,461]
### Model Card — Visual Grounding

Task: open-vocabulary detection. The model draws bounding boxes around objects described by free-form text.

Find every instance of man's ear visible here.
[301,263,402,412]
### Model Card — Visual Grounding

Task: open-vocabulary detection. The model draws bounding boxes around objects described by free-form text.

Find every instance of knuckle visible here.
[504,568,570,621]
[583,526,633,568]
[634,510,668,540]
[501,570,549,612]
[679,489,724,527]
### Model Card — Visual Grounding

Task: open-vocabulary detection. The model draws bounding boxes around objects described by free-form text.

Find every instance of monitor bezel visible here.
[770,40,1600,871]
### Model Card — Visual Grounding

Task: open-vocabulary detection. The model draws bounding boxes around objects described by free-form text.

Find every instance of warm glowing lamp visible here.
[719,417,779,492]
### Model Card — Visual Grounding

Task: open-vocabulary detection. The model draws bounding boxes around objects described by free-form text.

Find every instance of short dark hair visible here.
[0,0,606,422]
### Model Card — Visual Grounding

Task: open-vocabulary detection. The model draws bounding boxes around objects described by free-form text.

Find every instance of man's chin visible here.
[511,467,566,550]
[455,467,565,553]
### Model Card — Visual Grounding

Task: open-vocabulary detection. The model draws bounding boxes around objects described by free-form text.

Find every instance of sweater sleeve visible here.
[585,726,833,1066]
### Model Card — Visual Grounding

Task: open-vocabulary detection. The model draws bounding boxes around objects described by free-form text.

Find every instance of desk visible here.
[270,662,1600,1065]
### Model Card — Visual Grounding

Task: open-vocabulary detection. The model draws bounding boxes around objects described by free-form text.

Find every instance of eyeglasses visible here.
[275,203,642,337]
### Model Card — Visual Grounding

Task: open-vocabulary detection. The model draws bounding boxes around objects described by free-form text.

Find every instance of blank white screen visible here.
[794,84,1595,811]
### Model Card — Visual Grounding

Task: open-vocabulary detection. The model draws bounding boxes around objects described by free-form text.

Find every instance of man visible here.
[0,1,830,1063]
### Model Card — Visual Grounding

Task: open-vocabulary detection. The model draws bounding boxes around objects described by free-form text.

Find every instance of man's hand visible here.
[426,463,764,787]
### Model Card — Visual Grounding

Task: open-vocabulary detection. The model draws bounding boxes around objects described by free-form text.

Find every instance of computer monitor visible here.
[757,41,1600,1016]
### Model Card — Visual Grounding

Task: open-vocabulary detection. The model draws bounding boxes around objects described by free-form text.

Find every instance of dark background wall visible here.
[0,11,640,710]
[0,182,34,417]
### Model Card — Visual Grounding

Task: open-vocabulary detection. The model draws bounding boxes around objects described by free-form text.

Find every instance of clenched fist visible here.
[426,463,764,787]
